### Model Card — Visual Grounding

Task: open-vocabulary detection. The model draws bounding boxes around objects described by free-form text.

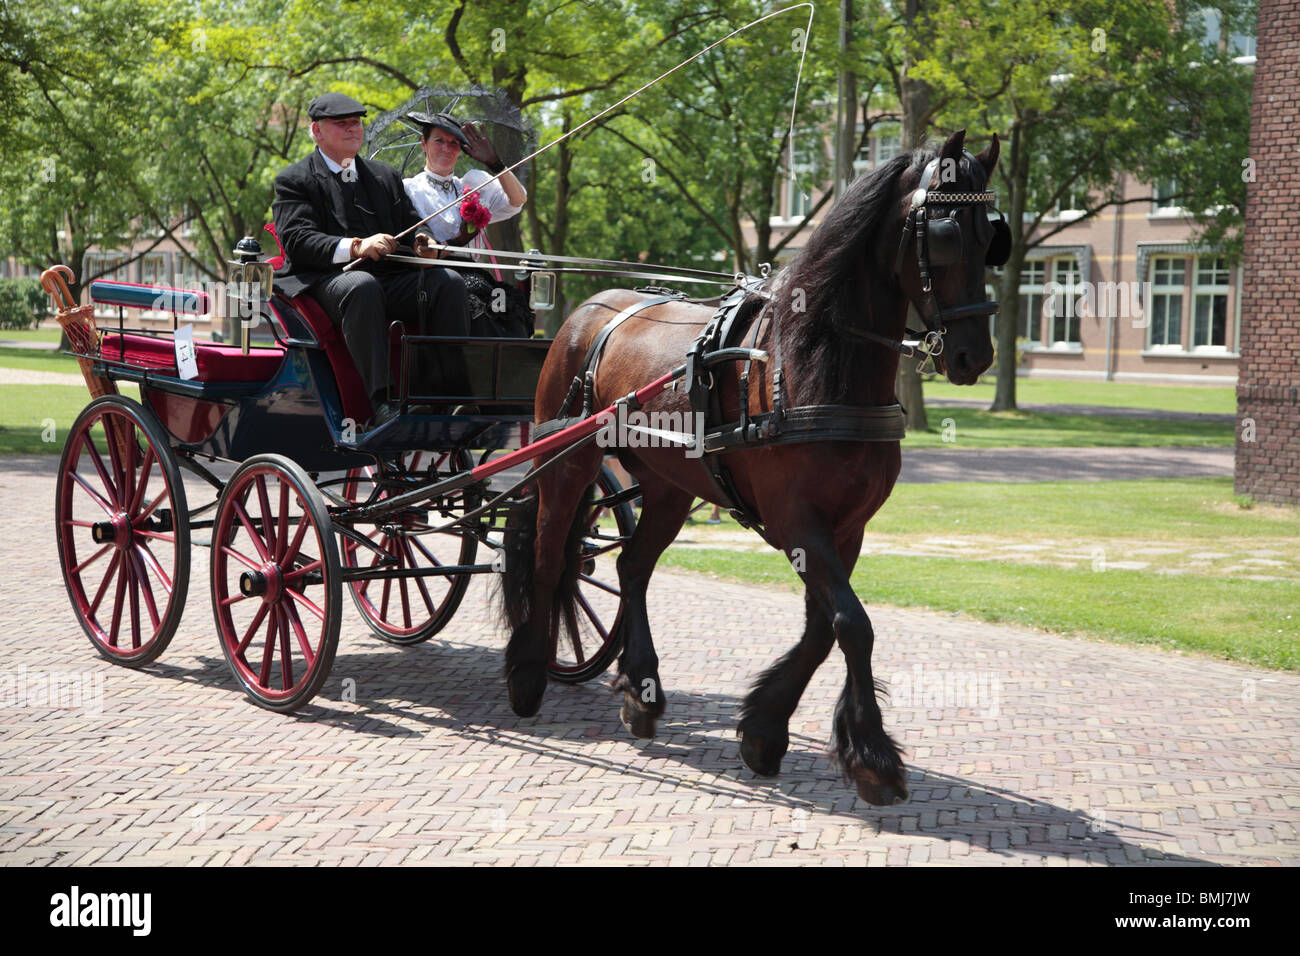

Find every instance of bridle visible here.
[852,150,1011,360]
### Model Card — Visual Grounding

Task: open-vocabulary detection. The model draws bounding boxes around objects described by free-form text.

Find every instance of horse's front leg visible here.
[800,537,908,806]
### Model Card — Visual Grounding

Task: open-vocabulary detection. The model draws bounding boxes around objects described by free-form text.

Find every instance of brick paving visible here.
[1,455,1297,866]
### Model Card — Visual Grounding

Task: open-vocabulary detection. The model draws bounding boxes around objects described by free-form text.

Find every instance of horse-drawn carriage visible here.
[45,246,640,713]
[48,128,1009,805]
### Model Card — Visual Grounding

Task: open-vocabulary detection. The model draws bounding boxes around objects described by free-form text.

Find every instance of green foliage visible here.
[0,279,50,330]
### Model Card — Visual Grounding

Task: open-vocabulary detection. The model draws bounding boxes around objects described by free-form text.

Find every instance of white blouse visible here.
[403,168,523,245]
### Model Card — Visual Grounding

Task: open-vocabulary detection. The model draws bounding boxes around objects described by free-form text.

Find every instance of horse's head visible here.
[893,129,1006,385]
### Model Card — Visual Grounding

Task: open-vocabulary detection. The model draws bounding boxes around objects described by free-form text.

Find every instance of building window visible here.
[874,124,901,165]
[1152,179,1181,214]
[140,253,167,287]
[1148,256,1185,348]
[1017,260,1046,346]
[1047,258,1082,347]
[1192,255,1230,349]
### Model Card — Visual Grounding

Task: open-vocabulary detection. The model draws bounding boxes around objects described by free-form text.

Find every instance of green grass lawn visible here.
[924,378,1236,414]
[668,478,1298,670]
[0,345,80,375]
[0,384,140,455]
[660,548,1298,670]
[901,406,1231,448]
[0,327,63,344]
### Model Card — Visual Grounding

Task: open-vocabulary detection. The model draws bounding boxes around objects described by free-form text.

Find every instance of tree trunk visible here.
[990,120,1031,412]
[896,0,931,432]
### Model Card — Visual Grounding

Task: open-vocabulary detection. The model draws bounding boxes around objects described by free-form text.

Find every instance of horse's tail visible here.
[500,490,539,632]
[499,481,594,642]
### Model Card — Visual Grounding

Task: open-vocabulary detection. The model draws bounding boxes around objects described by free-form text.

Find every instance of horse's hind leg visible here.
[504,444,603,717]
[737,591,836,776]
[610,476,694,739]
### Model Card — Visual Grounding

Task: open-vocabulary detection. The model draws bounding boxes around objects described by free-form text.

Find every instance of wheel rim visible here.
[340,450,476,642]
[549,467,633,679]
[57,400,187,662]
[212,462,338,703]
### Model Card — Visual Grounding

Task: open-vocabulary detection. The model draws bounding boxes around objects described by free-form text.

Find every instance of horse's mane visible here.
[767,147,933,402]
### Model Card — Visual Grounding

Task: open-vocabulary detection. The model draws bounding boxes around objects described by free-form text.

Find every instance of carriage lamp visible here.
[529,270,556,312]
[228,236,275,354]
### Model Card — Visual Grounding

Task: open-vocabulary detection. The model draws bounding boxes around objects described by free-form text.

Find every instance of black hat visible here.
[407,111,469,147]
[308,92,368,121]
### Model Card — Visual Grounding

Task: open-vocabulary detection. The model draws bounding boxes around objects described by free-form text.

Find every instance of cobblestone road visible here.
[1,455,1296,866]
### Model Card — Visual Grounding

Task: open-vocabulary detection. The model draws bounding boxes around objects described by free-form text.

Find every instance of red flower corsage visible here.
[460,190,492,234]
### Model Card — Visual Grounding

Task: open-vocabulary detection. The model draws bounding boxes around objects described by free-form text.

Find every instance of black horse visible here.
[502,129,1005,805]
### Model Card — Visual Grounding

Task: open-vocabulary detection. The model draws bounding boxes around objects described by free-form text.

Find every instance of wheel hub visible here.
[92,512,134,549]
[240,562,283,602]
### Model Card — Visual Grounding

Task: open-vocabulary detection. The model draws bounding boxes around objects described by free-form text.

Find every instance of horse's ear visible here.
[974,134,1000,176]
[939,129,967,163]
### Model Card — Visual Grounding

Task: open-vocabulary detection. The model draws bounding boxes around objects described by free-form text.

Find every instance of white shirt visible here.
[404,168,523,246]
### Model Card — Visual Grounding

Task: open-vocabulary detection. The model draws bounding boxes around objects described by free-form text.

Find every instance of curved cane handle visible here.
[40,264,78,312]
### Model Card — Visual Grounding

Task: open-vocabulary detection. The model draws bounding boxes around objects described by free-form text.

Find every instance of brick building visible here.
[1234,0,1300,505]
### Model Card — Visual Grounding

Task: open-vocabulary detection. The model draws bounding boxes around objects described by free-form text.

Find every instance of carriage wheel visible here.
[548,463,637,684]
[211,454,341,712]
[56,395,190,667]
[340,450,478,645]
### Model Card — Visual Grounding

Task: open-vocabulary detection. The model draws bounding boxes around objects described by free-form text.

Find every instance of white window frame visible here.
[1147,255,1185,350]
[1191,254,1231,351]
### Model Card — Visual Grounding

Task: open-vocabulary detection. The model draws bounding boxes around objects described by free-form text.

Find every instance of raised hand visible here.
[461,121,502,169]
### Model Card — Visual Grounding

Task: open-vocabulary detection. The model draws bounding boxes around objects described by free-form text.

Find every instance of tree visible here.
[913,0,1254,410]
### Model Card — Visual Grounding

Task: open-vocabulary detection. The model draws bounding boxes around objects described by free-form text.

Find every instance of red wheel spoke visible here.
[102,419,131,506]
[109,559,128,647]
[220,592,249,607]
[258,612,277,686]
[274,481,289,561]
[136,488,169,524]
[379,563,393,620]
[574,589,609,645]
[236,602,269,656]
[81,432,119,505]
[88,552,122,618]
[401,538,437,616]
[279,506,312,567]
[409,536,445,568]
[71,472,116,517]
[578,573,621,598]
[71,543,113,576]
[218,543,262,573]
[277,607,294,689]
[134,542,174,593]
[255,475,276,558]
[395,540,412,627]
[282,558,322,582]
[232,499,270,562]
[284,602,315,665]
[126,554,143,649]
[126,446,156,517]
[130,550,161,632]
[134,530,176,543]
[285,588,326,622]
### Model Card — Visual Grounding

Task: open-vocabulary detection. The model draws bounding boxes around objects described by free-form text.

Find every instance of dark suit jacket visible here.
[271,150,423,299]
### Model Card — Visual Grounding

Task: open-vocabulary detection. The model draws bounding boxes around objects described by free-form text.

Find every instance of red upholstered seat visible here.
[99,333,284,383]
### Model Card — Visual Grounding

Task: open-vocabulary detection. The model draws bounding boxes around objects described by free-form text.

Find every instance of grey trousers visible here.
[311,265,470,401]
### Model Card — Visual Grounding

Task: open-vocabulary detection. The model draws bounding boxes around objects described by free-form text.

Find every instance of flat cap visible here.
[308,92,368,120]
[407,111,469,147]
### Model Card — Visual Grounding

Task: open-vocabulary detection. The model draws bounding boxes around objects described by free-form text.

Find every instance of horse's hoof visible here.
[855,771,909,807]
[507,667,547,718]
[739,728,788,777]
[620,695,657,739]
